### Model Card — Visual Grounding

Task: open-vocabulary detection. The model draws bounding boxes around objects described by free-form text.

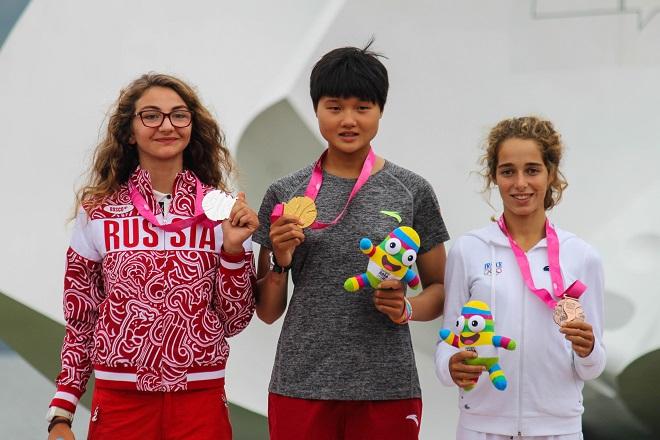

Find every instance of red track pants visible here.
[87,386,232,439]
[268,392,422,440]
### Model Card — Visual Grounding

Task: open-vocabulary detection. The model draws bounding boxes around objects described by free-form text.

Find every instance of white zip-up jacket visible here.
[435,222,605,436]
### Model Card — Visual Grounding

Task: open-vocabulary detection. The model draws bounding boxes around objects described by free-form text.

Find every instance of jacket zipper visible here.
[517,271,526,437]
[163,201,169,251]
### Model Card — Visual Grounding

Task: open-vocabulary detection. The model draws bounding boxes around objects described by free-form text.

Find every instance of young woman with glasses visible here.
[46,73,259,440]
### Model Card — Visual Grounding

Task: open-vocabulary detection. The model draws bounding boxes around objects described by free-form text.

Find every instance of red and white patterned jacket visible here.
[50,168,256,413]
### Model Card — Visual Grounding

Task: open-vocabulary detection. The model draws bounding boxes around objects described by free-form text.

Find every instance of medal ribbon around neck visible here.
[130,176,216,232]
[303,147,376,230]
[497,215,586,309]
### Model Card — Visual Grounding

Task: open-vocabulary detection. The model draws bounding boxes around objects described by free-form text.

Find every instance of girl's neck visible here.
[323,145,384,178]
[503,209,547,252]
[140,158,183,194]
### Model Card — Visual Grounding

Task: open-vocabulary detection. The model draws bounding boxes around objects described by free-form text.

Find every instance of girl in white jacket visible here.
[435,116,605,440]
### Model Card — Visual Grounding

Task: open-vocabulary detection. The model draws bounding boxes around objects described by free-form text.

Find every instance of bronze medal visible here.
[553,297,585,326]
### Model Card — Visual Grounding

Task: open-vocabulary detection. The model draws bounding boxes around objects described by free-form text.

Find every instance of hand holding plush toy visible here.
[344,226,421,292]
[439,300,516,391]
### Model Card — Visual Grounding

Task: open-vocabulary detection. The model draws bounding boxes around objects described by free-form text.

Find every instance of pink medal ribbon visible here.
[497,216,586,309]
[129,177,216,232]
[271,147,376,230]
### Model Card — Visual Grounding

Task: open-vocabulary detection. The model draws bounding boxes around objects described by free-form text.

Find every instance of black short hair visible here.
[310,39,388,111]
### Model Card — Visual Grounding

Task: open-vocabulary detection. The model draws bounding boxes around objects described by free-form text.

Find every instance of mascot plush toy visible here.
[344,226,421,292]
[439,300,516,391]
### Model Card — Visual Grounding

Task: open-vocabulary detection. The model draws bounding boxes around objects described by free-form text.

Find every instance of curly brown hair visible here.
[75,73,234,212]
[480,116,568,210]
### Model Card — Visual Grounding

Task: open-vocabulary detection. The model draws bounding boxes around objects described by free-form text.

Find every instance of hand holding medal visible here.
[203,190,259,254]
[266,196,317,269]
[202,190,237,222]
[559,318,595,358]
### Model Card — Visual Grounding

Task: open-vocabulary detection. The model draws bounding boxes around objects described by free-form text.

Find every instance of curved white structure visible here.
[1,1,659,438]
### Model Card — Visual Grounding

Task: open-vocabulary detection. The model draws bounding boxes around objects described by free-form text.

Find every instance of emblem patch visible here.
[103,204,133,215]
[484,262,503,275]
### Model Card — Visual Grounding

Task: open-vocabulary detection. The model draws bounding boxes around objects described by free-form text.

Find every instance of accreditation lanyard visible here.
[129,177,211,232]
[304,147,376,230]
[497,216,585,309]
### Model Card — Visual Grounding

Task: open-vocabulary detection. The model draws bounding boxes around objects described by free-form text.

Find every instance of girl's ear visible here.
[129,134,136,145]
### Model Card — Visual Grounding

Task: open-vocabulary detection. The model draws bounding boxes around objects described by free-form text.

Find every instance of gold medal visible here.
[283,196,317,228]
[553,297,585,326]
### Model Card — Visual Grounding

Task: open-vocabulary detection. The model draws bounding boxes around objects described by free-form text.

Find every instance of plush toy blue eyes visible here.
[385,238,402,255]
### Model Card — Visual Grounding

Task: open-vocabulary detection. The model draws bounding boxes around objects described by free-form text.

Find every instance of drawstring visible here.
[490,244,496,320]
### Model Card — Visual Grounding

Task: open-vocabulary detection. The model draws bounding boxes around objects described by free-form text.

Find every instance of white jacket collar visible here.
[465,220,576,249]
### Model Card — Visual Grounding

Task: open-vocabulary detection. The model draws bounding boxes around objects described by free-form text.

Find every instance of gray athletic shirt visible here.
[253,160,450,400]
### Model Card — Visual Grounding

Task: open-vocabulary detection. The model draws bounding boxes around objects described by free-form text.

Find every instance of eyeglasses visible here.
[135,110,193,128]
